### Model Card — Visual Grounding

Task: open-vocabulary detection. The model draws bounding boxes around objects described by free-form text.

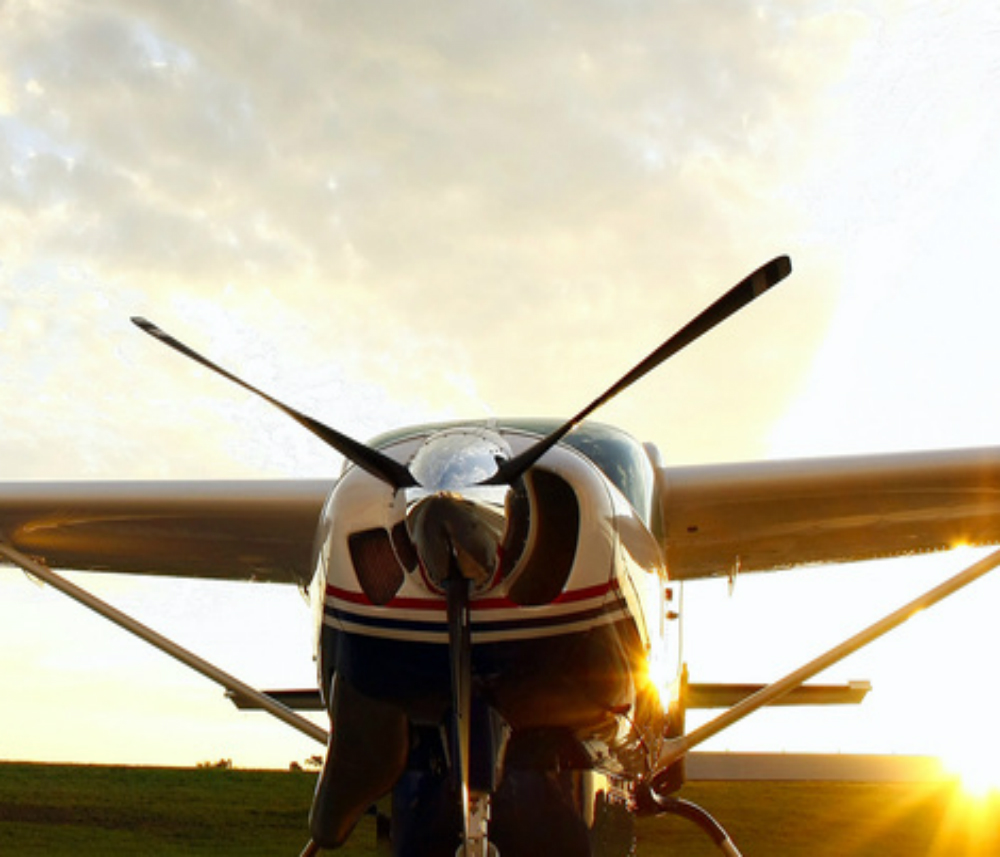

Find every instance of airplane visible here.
[3,254,1000,856]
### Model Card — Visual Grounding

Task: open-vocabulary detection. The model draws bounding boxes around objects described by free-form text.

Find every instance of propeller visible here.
[130,317,416,490]
[445,570,474,853]
[133,255,792,855]
[486,254,791,485]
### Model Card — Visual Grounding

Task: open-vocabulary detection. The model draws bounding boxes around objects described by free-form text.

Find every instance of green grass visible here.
[639,781,1000,856]
[0,763,337,856]
[2,763,998,855]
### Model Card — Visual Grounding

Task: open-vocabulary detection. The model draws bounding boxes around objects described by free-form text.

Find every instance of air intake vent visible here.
[349,529,405,605]
[508,469,580,606]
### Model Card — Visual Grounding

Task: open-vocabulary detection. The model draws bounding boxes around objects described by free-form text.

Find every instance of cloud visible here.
[0,1,962,478]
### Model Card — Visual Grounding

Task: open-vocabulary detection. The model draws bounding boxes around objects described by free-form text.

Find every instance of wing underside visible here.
[656,446,1000,580]
[0,480,333,585]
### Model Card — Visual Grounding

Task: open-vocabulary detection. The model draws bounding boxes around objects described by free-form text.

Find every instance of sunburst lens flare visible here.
[937,707,1000,800]
[943,747,1000,800]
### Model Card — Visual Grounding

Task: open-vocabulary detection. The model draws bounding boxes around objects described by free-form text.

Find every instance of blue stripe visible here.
[324,602,625,635]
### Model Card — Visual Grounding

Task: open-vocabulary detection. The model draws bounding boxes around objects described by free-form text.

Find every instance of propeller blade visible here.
[487,255,792,485]
[131,317,416,490]
[445,572,473,853]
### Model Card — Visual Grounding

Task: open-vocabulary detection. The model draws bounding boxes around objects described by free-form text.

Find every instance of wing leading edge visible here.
[0,480,333,585]
[657,446,1000,580]
[5,445,1000,586]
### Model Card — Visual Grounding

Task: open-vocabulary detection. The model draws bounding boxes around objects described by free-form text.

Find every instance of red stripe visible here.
[552,580,618,604]
[326,586,373,606]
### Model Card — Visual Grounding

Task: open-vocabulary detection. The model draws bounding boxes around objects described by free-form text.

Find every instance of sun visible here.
[947,752,1000,800]
[936,712,1000,799]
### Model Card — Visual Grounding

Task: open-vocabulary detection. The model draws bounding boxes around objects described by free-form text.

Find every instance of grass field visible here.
[1,762,998,855]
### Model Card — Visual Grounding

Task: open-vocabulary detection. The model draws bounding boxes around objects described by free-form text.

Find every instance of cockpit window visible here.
[558,424,653,520]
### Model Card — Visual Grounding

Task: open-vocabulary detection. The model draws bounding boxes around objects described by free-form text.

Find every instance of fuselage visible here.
[307,420,683,852]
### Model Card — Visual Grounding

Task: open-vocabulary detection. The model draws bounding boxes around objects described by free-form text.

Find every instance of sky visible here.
[1,1,999,772]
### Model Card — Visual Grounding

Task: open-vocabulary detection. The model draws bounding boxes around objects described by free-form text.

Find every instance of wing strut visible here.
[0,541,328,746]
[655,547,1000,773]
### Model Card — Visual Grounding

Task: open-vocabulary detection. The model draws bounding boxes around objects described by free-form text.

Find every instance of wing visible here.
[656,446,1000,580]
[0,480,334,585]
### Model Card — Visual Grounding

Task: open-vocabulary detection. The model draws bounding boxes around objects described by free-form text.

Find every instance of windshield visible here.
[370,419,654,521]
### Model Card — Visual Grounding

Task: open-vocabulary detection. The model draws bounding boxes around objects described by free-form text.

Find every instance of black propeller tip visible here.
[131,316,166,340]
[759,255,792,292]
